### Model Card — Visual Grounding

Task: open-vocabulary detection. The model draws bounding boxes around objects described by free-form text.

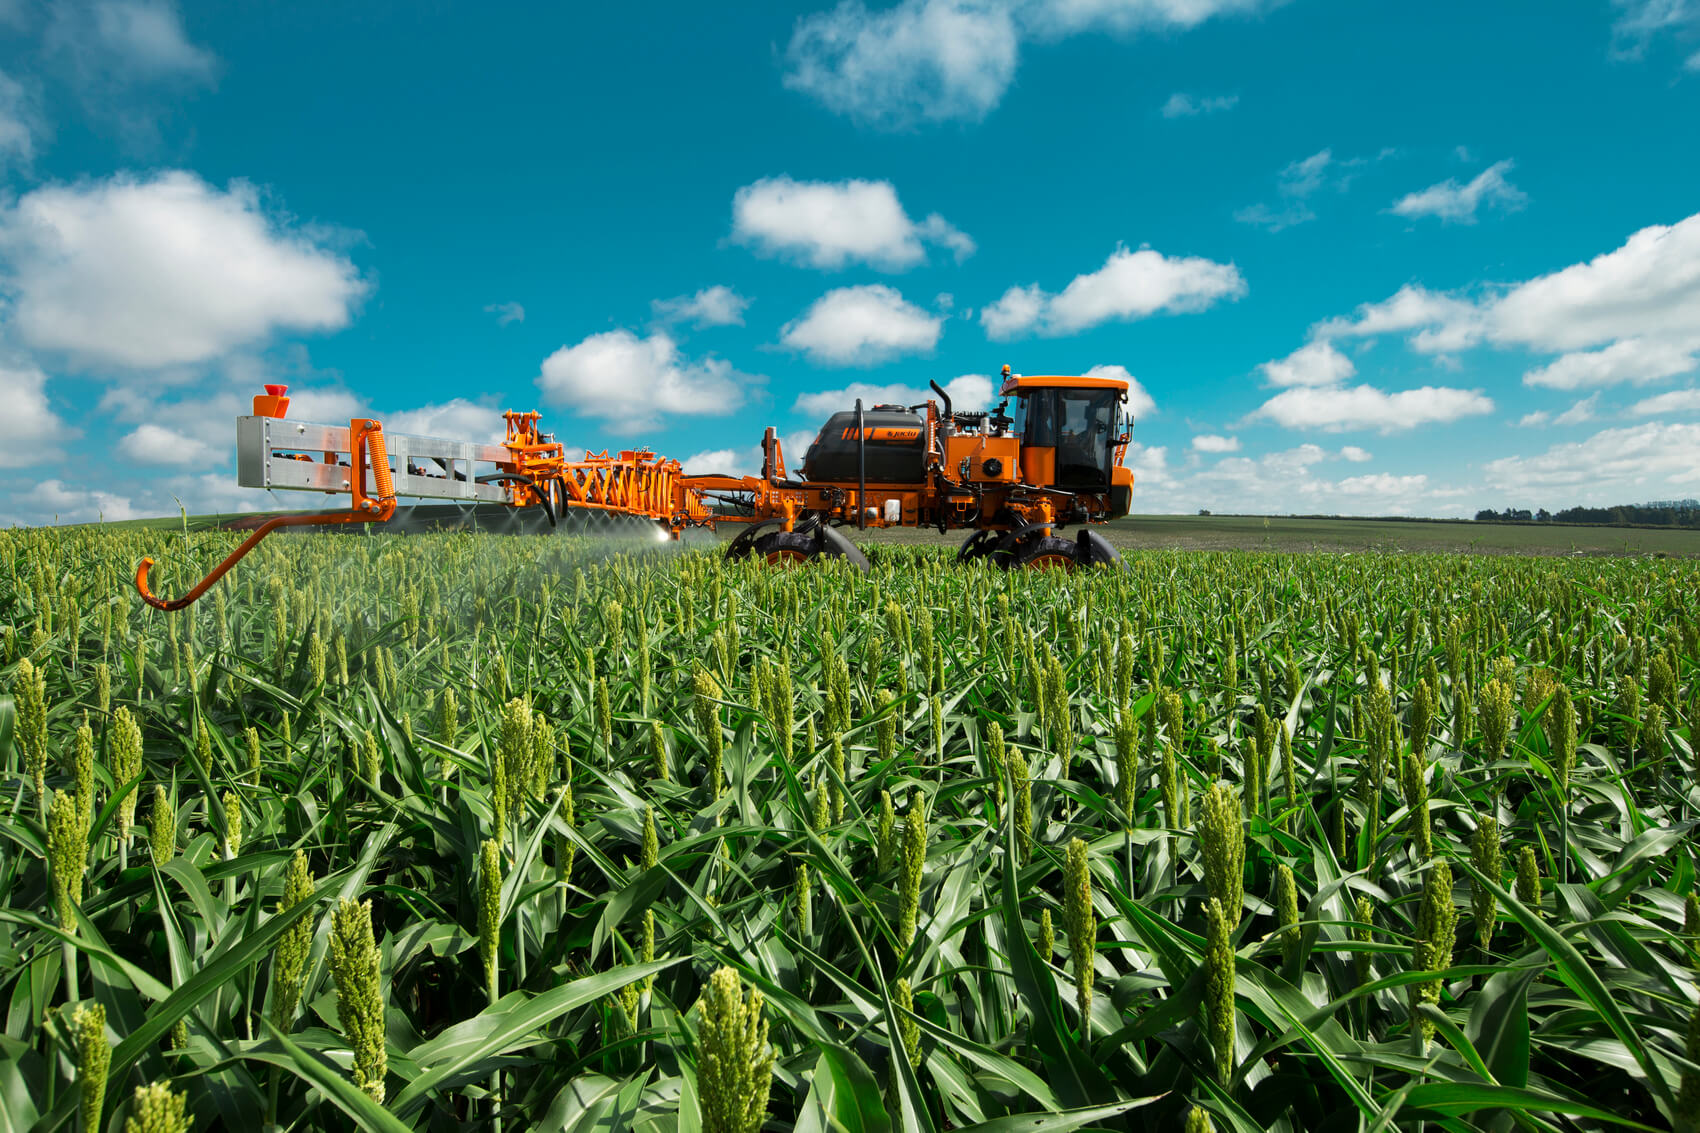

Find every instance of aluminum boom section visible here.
[236,415,512,504]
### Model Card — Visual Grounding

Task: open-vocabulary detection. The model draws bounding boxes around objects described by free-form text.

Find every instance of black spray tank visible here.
[801,406,927,484]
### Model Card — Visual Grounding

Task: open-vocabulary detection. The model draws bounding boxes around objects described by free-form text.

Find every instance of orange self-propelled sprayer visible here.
[135,366,1139,608]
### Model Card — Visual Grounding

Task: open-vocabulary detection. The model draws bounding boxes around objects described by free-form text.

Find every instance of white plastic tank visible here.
[884,499,902,524]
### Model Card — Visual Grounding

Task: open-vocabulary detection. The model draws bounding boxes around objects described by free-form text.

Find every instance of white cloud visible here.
[536,329,748,432]
[1609,0,1700,60]
[120,422,210,465]
[680,447,756,477]
[783,0,1273,127]
[484,301,524,326]
[792,373,994,416]
[0,171,367,370]
[1316,211,1700,394]
[1084,363,1156,418]
[1516,396,1599,429]
[1490,212,1700,353]
[0,69,41,173]
[731,176,973,270]
[1555,394,1600,425]
[683,429,820,478]
[1389,160,1525,224]
[2,479,136,526]
[1161,91,1237,118]
[652,285,751,328]
[1173,443,1464,517]
[47,0,217,86]
[1191,434,1239,453]
[1252,384,1494,433]
[1313,284,1485,354]
[387,399,507,444]
[1027,0,1273,34]
[1484,422,1700,504]
[783,0,1020,127]
[1234,148,1339,232]
[1629,387,1700,416]
[88,0,216,81]
[0,363,73,467]
[980,244,1245,339]
[780,285,942,365]
[1259,339,1356,387]
[1340,445,1372,462]
[1520,337,1699,389]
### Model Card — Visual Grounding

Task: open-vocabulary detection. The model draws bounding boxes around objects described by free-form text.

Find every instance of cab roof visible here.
[998,373,1129,397]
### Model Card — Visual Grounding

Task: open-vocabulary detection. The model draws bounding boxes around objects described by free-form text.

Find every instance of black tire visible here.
[1014,535,1079,571]
[956,529,999,564]
[752,530,816,566]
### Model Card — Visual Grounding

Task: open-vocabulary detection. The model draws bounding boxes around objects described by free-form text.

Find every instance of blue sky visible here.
[3,0,1699,524]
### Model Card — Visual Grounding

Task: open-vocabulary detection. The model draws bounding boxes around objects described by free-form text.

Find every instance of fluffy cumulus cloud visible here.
[119,422,210,465]
[651,285,750,328]
[536,329,748,432]
[780,285,943,365]
[1259,339,1356,387]
[1389,160,1525,224]
[1315,210,1700,388]
[0,363,73,467]
[1252,384,1494,433]
[981,244,1244,338]
[1083,363,1156,419]
[783,0,1019,127]
[792,373,994,416]
[387,399,508,444]
[1161,91,1237,117]
[1340,445,1372,462]
[731,177,973,270]
[1484,422,1700,505]
[783,0,1272,127]
[1313,284,1485,353]
[0,171,367,370]
[1191,433,1240,453]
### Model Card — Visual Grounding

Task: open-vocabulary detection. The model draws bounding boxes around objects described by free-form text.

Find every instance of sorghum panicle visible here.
[329,898,387,1103]
[696,967,774,1133]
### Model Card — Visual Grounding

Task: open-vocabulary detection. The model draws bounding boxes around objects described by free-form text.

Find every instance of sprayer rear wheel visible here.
[1015,535,1079,571]
[753,530,816,566]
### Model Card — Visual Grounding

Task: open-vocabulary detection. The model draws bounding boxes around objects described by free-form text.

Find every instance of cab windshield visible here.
[1018,388,1118,488]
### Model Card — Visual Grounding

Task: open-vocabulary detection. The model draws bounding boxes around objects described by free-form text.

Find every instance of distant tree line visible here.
[1474,501,1700,528]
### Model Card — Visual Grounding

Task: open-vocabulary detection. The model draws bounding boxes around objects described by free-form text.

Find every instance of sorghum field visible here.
[3,527,1698,1133]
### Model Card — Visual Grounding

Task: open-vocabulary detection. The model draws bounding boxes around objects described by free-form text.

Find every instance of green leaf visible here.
[1453,859,1677,1115]
[391,957,684,1116]
[950,1098,1163,1133]
[242,1017,417,1133]
[1466,964,1536,1090]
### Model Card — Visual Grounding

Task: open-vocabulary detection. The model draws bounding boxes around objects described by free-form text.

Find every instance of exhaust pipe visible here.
[929,380,953,423]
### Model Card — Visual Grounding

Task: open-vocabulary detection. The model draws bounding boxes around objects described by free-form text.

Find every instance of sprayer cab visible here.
[994,368,1135,501]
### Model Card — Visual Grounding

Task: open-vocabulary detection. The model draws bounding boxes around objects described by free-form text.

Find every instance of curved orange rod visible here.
[136,420,397,611]
[135,510,380,611]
